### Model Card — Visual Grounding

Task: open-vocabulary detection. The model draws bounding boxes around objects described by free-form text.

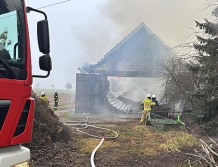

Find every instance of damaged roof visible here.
[80,22,169,77]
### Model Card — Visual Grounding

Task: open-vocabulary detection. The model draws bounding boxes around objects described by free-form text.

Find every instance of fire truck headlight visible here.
[11,160,32,167]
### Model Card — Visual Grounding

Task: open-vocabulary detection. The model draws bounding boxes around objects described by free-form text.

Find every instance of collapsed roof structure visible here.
[76,22,169,114]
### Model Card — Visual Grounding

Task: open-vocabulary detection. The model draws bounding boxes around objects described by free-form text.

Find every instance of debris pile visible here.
[183,138,218,167]
[23,97,77,166]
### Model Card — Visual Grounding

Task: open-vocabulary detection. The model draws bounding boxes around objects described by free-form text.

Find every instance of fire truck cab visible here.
[0,0,52,166]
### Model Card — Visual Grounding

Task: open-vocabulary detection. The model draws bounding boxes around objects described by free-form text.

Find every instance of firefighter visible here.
[139,93,155,125]
[31,90,37,98]
[53,90,59,111]
[151,94,160,112]
[151,94,159,106]
[40,91,49,105]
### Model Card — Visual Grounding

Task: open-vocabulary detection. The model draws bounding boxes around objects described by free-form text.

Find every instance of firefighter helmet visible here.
[152,94,156,99]
[41,91,45,96]
[146,94,151,98]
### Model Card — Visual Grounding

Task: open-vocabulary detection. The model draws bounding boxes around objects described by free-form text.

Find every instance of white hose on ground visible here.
[64,113,119,166]
[91,137,105,167]
[76,124,118,139]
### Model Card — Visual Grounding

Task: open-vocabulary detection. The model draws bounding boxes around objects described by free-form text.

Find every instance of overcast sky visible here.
[25,0,215,90]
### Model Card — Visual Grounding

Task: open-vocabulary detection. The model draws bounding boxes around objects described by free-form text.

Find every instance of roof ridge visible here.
[104,22,151,58]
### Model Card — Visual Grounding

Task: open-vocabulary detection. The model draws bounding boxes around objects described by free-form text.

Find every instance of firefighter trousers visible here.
[140,110,148,123]
[140,110,150,125]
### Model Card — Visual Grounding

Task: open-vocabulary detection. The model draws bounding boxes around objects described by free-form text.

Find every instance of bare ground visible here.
[23,96,214,167]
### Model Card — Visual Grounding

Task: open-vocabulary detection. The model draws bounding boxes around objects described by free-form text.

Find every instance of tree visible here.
[160,54,196,107]
[187,6,218,123]
[65,83,72,90]
[0,29,12,48]
[34,83,40,89]
[158,5,218,135]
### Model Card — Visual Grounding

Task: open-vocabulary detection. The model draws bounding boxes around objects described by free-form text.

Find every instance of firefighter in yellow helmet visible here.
[40,91,49,106]
[139,93,155,125]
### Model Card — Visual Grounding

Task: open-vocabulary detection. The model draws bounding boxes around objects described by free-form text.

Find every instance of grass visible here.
[53,96,199,159]
[58,112,84,119]
[78,138,120,154]
[159,131,197,152]
[72,120,199,156]
[131,126,197,154]
[36,88,75,111]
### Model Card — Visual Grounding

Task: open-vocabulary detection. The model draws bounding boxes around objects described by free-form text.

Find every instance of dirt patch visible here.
[23,97,75,166]
[24,96,215,167]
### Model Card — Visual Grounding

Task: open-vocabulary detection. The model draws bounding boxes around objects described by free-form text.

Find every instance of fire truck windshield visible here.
[0,0,26,79]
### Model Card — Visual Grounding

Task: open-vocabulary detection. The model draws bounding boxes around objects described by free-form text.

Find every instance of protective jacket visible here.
[54,92,59,102]
[152,98,159,106]
[142,98,155,110]
[40,95,49,103]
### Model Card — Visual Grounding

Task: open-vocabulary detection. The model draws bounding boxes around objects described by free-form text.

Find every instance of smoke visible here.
[73,0,213,73]
[72,23,117,64]
[26,0,215,90]
[74,0,213,102]
[108,77,163,102]
[99,0,213,47]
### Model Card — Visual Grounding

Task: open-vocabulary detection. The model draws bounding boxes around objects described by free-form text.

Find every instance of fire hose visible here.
[65,113,118,167]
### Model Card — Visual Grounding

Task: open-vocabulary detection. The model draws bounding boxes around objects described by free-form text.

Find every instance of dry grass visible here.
[78,138,120,154]
[74,121,198,156]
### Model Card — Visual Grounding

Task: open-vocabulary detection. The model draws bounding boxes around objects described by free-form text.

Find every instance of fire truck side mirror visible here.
[37,20,50,54]
[39,55,52,71]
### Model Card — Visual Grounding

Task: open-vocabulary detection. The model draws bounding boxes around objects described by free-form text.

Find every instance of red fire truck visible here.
[0,0,52,166]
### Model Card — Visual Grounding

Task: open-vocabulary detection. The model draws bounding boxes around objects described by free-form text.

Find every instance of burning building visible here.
[76,22,169,114]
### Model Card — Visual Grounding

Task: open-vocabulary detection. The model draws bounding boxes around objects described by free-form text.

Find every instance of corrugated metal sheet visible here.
[107,91,130,114]
[75,73,108,113]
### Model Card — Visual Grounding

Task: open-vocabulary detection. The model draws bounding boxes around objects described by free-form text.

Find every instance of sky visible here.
[24,0,216,90]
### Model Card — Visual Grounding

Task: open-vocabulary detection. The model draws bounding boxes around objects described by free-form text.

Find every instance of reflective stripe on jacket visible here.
[54,93,59,102]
